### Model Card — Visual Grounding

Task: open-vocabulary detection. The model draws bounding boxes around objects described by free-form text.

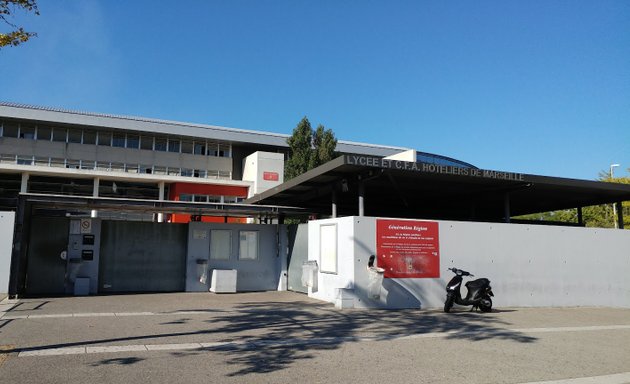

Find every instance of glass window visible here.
[52,127,67,142]
[223,196,238,203]
[139,165,152,174]
[207,170,219,179]
[126,134,140,149]
[239,231,258,260]
[125,164,139,173]
[66,159,80,169]
[154,138,167,151]
[193,169,207,178]
[193,142,206,155]
[167,167,180,176]
[1,121,19,137]
[112,133,126,148]
[218,144,231,157]
[83,130,97,145]
[110,163,124,172]
[17,156,33,165]
[20,124,36,139]
[37,125,52,141]
[97,162,110,171]
[80,160,95,170]
[50,158,65,168]
[168,139,180,153]
[97,131,112,146]
[0,154,16,164]
[140,136,153,150]
[210,230,232,260]
[193,195,207,203]
[181,140,193,154]
[67,128,82,143]
[179,194,193,202]
[35,157,50,166]
[181,168,193,177]
[218,171,231,179]
[153,166,166,175]
[207,142,218,157]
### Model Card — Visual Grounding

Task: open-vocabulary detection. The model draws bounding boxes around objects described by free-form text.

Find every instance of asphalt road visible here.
[1,292,629,384]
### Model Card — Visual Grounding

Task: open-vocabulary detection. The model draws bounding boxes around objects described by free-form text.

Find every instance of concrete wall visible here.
[0,211,15,299]
[186,222,286,292]
[242,151,284,197]
[308,217,630,309]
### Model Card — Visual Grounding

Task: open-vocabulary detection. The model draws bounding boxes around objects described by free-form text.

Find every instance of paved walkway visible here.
[1,292,629,384]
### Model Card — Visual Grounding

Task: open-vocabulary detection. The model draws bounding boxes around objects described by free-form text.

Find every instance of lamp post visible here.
[610,164,620,228]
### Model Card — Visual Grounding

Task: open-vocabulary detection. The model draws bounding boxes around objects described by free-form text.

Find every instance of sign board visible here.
[80,219,92,234]
[376,219,440,278]
[263,171,279,181]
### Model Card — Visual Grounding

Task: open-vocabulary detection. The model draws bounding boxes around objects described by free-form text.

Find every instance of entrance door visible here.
[99,221,187,293]
[287,224,309,293]
[25,216,69,296]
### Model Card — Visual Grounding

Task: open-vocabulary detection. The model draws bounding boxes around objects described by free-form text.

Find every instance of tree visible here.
[1,0,39,48]
[516,168,630,229]
[285,117,337,180]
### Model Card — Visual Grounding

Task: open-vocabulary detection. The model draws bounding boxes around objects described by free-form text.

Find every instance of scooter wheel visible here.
[479,297,492,312]
[444,296,454,313]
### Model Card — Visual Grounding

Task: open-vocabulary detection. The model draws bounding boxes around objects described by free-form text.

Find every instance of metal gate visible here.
[25,216,69,296]
[98,221,187,293]
[287,224,309,293]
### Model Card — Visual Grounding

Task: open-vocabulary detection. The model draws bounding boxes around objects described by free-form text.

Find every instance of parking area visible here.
[1,292,630,384]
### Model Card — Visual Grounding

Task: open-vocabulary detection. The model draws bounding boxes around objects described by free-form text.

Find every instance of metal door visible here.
[25,216,69,295]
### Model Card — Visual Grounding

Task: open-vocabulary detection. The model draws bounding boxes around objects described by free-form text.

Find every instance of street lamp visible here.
[610,164,620,228]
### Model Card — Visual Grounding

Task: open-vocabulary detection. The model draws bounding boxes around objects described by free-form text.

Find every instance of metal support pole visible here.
[157,181,165,223]
[577,206,583,226]
[91,177,100,218]
[616,202,624,229]
[8,197,27,298]
[332,189,337,218]
[503,193,511,223]
[20,172,29,193]
[358,177,365,217]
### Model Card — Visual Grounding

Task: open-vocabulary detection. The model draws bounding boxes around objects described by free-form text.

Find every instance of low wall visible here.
[308,217,630,309]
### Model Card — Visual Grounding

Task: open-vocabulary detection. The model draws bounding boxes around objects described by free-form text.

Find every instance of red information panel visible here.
[376,219,440,278]
[263,171,279,181]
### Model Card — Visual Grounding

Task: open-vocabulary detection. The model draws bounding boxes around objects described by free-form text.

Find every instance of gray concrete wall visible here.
[186,222,286,292]
[0,211,15,298]
[308,217,630,309]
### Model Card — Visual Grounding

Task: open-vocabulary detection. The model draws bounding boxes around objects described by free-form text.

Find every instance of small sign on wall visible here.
[263,171,279,181]
[376,219,440,278]
[80,219,92,234]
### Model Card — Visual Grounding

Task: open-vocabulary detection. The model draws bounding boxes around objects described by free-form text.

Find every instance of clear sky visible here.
[1,0,628,180]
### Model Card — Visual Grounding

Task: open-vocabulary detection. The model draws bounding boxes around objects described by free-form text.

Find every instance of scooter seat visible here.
[465,278,490,289]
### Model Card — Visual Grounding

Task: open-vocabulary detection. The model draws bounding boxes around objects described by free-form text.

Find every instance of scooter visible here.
[444,267,493,313]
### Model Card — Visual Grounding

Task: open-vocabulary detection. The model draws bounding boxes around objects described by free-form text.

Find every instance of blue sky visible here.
[1,0,628,180]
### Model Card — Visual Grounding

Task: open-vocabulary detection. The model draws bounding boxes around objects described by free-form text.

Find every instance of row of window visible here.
[179,194,244,204]
[0,120,231,157]
[0,154,232,179]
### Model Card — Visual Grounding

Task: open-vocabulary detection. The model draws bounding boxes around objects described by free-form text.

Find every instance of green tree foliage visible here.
[517,168,630,229]
[0,0,39,48]
[285,117,337,180]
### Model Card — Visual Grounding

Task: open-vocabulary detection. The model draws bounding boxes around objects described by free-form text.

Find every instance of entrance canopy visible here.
[246,155,630,224]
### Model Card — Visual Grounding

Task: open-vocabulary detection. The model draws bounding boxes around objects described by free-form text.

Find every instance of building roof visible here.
[0,102,409,157]
[245,155,630,221]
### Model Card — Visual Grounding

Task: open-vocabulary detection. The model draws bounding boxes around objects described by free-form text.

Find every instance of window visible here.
[125,164,139,173]
[167,167,180,176]
[179,194,193,202]
[35,157,50,166]
[320,224,337,273]
[126,134,140,149]
[110,162,125,172]
[154,138,167,151]
[181,168,193,177]
[193,169,207,178]
[223,196,238,203]
[153,166,166,175]
[193,195,207,203]
[168,139,180,153]
[37,126,52,141]
[207,170,219,179]
[207,142,218,157]
[83,130,97,145]
[218,171,231,179]
[65,159,80,169]
[97,132,112,146]
[139,165,152,174]
[52,127,67,142]
[239,231,258,260]
[218,144,231,157]
[181,140,193,154]
[1,121,19,137]
[81,161,95,170]
[140,136,153,150]
[20,125,36,139]
[17,156,33,165]
[50,158,65,168]
[193,141,206,155]
[210,230,232,260]
[208,195,221,203]
[112,133,126,148]
[67,128,82,143]
[97,162,110,171]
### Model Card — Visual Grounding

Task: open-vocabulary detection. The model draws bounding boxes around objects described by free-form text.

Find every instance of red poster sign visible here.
[263,171,279,181]
[376,219,440,278]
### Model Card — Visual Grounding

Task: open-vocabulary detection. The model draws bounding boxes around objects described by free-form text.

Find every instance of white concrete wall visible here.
[384,149,417,162]
[308,216,630,309]
[0,211,15,298]
[242,151,284,197]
